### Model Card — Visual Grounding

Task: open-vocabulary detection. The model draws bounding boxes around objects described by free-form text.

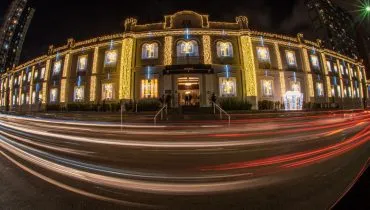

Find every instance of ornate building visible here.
[0,11,367,111]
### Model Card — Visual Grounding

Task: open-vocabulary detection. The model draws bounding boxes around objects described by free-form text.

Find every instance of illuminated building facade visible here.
[0,11,367,111]
[0,0,35,73]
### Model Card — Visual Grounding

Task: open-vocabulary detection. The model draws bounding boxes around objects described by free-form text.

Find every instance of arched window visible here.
[177,40,199,57]
[217,41,233,57]
[142,43,158,59]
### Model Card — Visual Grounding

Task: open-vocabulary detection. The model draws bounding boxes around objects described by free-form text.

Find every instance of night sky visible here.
[0,0,365,63]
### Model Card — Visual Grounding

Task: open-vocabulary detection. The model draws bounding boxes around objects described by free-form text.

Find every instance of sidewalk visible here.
[1,108,365,124]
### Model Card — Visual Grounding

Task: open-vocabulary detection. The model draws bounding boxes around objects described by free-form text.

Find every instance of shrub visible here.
[258,100,275,110]
[218,97,252,111]
[137,98,161,112]
[45,104,60,111]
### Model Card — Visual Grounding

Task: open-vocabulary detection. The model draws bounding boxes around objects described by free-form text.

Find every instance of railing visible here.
[154,104,168,125]
[212,102,231,126]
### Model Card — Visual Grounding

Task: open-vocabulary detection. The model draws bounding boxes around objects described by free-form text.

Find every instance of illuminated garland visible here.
[92,47,99,74]
[202,35,212,64]
[320,53,332,98]
[240,35,257,97]
[164,36,173,65]
[90,76,96,102]
[119,37,134,99]
[29,66,35,104]
[60,79,66,103]
[336,59,344,98]
[302,49,315,98]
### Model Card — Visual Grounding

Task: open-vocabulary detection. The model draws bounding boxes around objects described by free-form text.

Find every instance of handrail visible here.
[212,102,231,126]
[154,105,168,125]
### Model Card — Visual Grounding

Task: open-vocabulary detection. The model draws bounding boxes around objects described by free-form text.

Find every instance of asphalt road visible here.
[1,111,370,209]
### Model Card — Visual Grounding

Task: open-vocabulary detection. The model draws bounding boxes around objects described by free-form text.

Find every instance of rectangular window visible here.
[331,85,335,97]
[32,91,36,104]
[326,61,332,72]
[74,86,84,102]
[141,79,158,98]
[310,55,319,68]
[343,88,347,98]
[316,82,324,97]
[261,80,273,97]
[34,70,39,80]
[337,85,341,98]
[348,87,352,98]
[27,72,32,82]
[53,61,62,76]
[219,77,237,97]
[26,93,30,104]
[77,55,88,72]
[285,50,297,67]
[50,88,58,103]
[41,67,45,79]
[333,64,338,73]
[291,81,301,92]
[102,83,114,100]
[104,50,118,67]
[256,46,270,63]
[340,65,344,75]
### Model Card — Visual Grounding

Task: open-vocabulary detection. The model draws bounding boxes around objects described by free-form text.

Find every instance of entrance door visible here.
[177,77,200,106]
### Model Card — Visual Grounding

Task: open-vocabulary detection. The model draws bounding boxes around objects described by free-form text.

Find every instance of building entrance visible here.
[177,77,200,106]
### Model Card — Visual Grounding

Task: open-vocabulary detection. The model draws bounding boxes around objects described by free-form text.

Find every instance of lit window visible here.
[21,93,25,104]
[142,43,158,59]
[77,55,88,71]
[177,40,198,56]
[32,91,36,104]
[337,85,341,98]
[219,77,237,97]
[74,86,84,102]
[326,61,332,72]
[141,79,158,98]
[41,67,45,79]
[333,64,338,73]
[217,41,233,57]
[348,87,352,98]
[340,65,344,75]
[291,81,301,92]
[102,83,114,100]
[260,80,273,97]
[26,93,30,104]
[331,85,335,97]
[53,61,62,75]
[50,88,58,103]
[27,72,31,82]
[343,88,347,97]
[310,55,319,68]
[34,70,38,80]
[256,46,270,62]
[316,82,324,97]
[23,74,26,81]
[104,50,118,67]
[285,50,297,66]
[14,77,18,85]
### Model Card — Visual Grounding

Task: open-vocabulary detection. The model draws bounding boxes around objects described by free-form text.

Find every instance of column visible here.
[335,60,344,99]
[274,43,286,100]
[164,36,173,66]
[19,71,24,106]
[202,35,212,64]
[302,48,314,102]
[42,59,51,105]
[90,47,99,102]
[119,37,134,100]
[320,53,332,102]
[240,35,258,109]
[29,66,35,110]
[9,75,13,110]
[60,53,71,104]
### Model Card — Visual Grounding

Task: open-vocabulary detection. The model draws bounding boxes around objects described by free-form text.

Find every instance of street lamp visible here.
[366,6,370,12]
